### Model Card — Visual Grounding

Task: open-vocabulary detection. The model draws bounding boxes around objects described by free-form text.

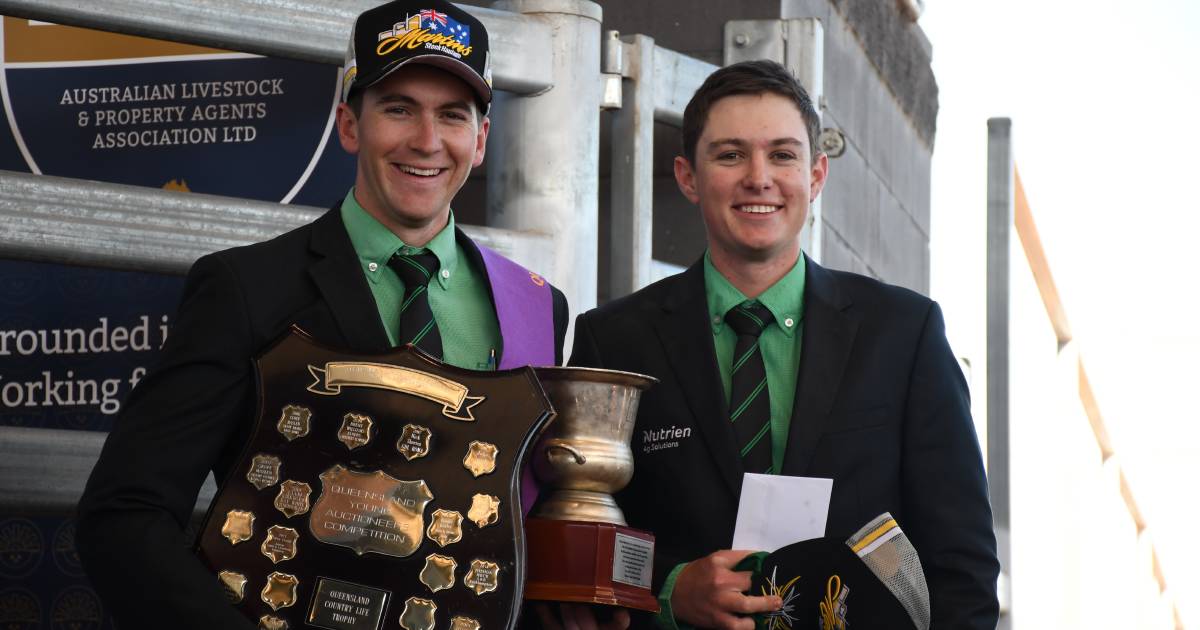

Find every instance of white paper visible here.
[731,473,833,552]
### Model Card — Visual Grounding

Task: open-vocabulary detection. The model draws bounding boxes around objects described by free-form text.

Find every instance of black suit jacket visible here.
[569,257,999,629]
[77,206,567,629]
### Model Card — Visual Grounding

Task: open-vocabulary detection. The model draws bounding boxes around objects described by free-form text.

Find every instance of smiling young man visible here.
[338,64,488,248]
[76,1,566,628]
[570,60,999,629]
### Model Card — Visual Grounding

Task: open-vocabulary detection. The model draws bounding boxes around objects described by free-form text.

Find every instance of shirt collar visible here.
[703,251,806,337]
[340,188,459,289]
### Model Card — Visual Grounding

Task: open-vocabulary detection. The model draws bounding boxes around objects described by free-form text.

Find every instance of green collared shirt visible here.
[340,190,501,370]
[704,251,806,472]
[655,251,807,630]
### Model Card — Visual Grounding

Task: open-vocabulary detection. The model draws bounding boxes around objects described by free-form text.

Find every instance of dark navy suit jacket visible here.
[77,206,567,629]
[570,256,999,629]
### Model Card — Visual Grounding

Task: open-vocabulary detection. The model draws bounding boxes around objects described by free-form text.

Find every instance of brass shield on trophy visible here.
[196,327,554,630]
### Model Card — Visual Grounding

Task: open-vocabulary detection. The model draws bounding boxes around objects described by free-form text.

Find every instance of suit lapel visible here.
[653,262,744,498]
[782,256,859,475]
[305,205,391,352]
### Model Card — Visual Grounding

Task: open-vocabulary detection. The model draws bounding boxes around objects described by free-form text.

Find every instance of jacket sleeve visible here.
[565,311,600,370]
[76,253,259,630]
[902,302,1000,628]
[551,286,568,366]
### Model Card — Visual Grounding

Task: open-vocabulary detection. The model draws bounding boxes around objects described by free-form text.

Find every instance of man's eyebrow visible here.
[373,93,473,114]
[706,138,747,151]
[769,137,804,147]
[437,99,474,113]
[374,93,418,106]
[705,137,805,151]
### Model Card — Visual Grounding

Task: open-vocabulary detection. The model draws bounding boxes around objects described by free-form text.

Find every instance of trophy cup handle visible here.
[545,443,587,465]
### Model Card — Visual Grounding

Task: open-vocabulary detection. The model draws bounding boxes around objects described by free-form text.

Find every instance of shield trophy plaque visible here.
[524,367,660,612]
[195,327,554,630]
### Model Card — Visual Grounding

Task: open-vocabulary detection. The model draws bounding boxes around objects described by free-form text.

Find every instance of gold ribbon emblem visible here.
[307,362,484,421]
[819,574,848,630]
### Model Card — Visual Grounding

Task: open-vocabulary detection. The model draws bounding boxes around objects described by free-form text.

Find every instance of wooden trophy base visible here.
[524,517,659,612]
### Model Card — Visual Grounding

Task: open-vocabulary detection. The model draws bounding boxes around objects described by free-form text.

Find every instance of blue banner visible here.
[0,259,183,430]
[0,516,113,630]
[0,257,183,629]
[0,16,355,203]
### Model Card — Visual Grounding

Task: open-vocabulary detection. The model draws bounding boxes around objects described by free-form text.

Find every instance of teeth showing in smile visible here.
[398,164,441,177]
[737,204,779,214]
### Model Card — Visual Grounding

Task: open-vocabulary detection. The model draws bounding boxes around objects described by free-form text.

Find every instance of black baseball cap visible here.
[342,0,492,110]
[740,538,919,630]
[736,513,934,630]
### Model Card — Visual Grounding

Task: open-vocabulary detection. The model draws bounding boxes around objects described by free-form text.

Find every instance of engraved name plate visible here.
[337,412,374,450]
[306,577,390,630]
[310,465,434,557]
[427,509,464,548]
[612,532,654,589]
[247,453,282,490]
[275,480,313,518]
[277,405,311,441]
[463,441,498,477]
[261,525,300,564]
[464,559,500,595]
[397,424,433,461]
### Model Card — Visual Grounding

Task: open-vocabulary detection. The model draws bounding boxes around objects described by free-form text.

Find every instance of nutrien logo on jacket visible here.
[641,425,692,454]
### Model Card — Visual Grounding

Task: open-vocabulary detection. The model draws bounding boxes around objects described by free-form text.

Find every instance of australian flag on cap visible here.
[420,8,470,47]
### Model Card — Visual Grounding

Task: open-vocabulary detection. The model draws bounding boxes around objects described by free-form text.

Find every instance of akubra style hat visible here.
[342,0,492,110]
[735,513,931,630]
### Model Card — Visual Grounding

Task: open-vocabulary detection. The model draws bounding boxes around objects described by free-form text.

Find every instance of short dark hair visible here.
[347,90,365,118]
[680,59,821,163]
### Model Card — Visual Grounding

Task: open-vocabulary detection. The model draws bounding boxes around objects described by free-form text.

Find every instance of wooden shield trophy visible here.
[195,327,554,630]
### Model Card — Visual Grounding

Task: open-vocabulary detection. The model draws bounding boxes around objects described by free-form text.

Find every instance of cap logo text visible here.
[377,11,473,59]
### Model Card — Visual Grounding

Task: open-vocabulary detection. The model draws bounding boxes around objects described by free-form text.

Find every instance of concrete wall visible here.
[595,0,937,296]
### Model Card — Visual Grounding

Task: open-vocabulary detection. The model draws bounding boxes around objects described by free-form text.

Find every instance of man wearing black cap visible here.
[570,60,999,629]
[76,1,567,628]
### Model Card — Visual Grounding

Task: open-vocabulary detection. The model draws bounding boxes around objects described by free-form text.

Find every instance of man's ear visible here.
[809,151,829,201]
[674,156,700,204]
[335,102,360,155]
[472,116,490,168]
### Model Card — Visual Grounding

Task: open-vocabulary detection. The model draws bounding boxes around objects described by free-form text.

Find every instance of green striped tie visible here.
[725,301,773,474]
[388,251,443,359]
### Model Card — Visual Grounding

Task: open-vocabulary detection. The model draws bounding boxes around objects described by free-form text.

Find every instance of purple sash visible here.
[475,243,555,513]
[476,244,555,368]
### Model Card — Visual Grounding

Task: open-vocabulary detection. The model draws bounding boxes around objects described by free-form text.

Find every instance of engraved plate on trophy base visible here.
[523,518,659,612]
[306,577,390,630]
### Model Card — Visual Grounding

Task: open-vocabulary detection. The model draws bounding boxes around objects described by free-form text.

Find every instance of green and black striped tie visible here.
[725,301,773,475]
[389,251,443,360]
